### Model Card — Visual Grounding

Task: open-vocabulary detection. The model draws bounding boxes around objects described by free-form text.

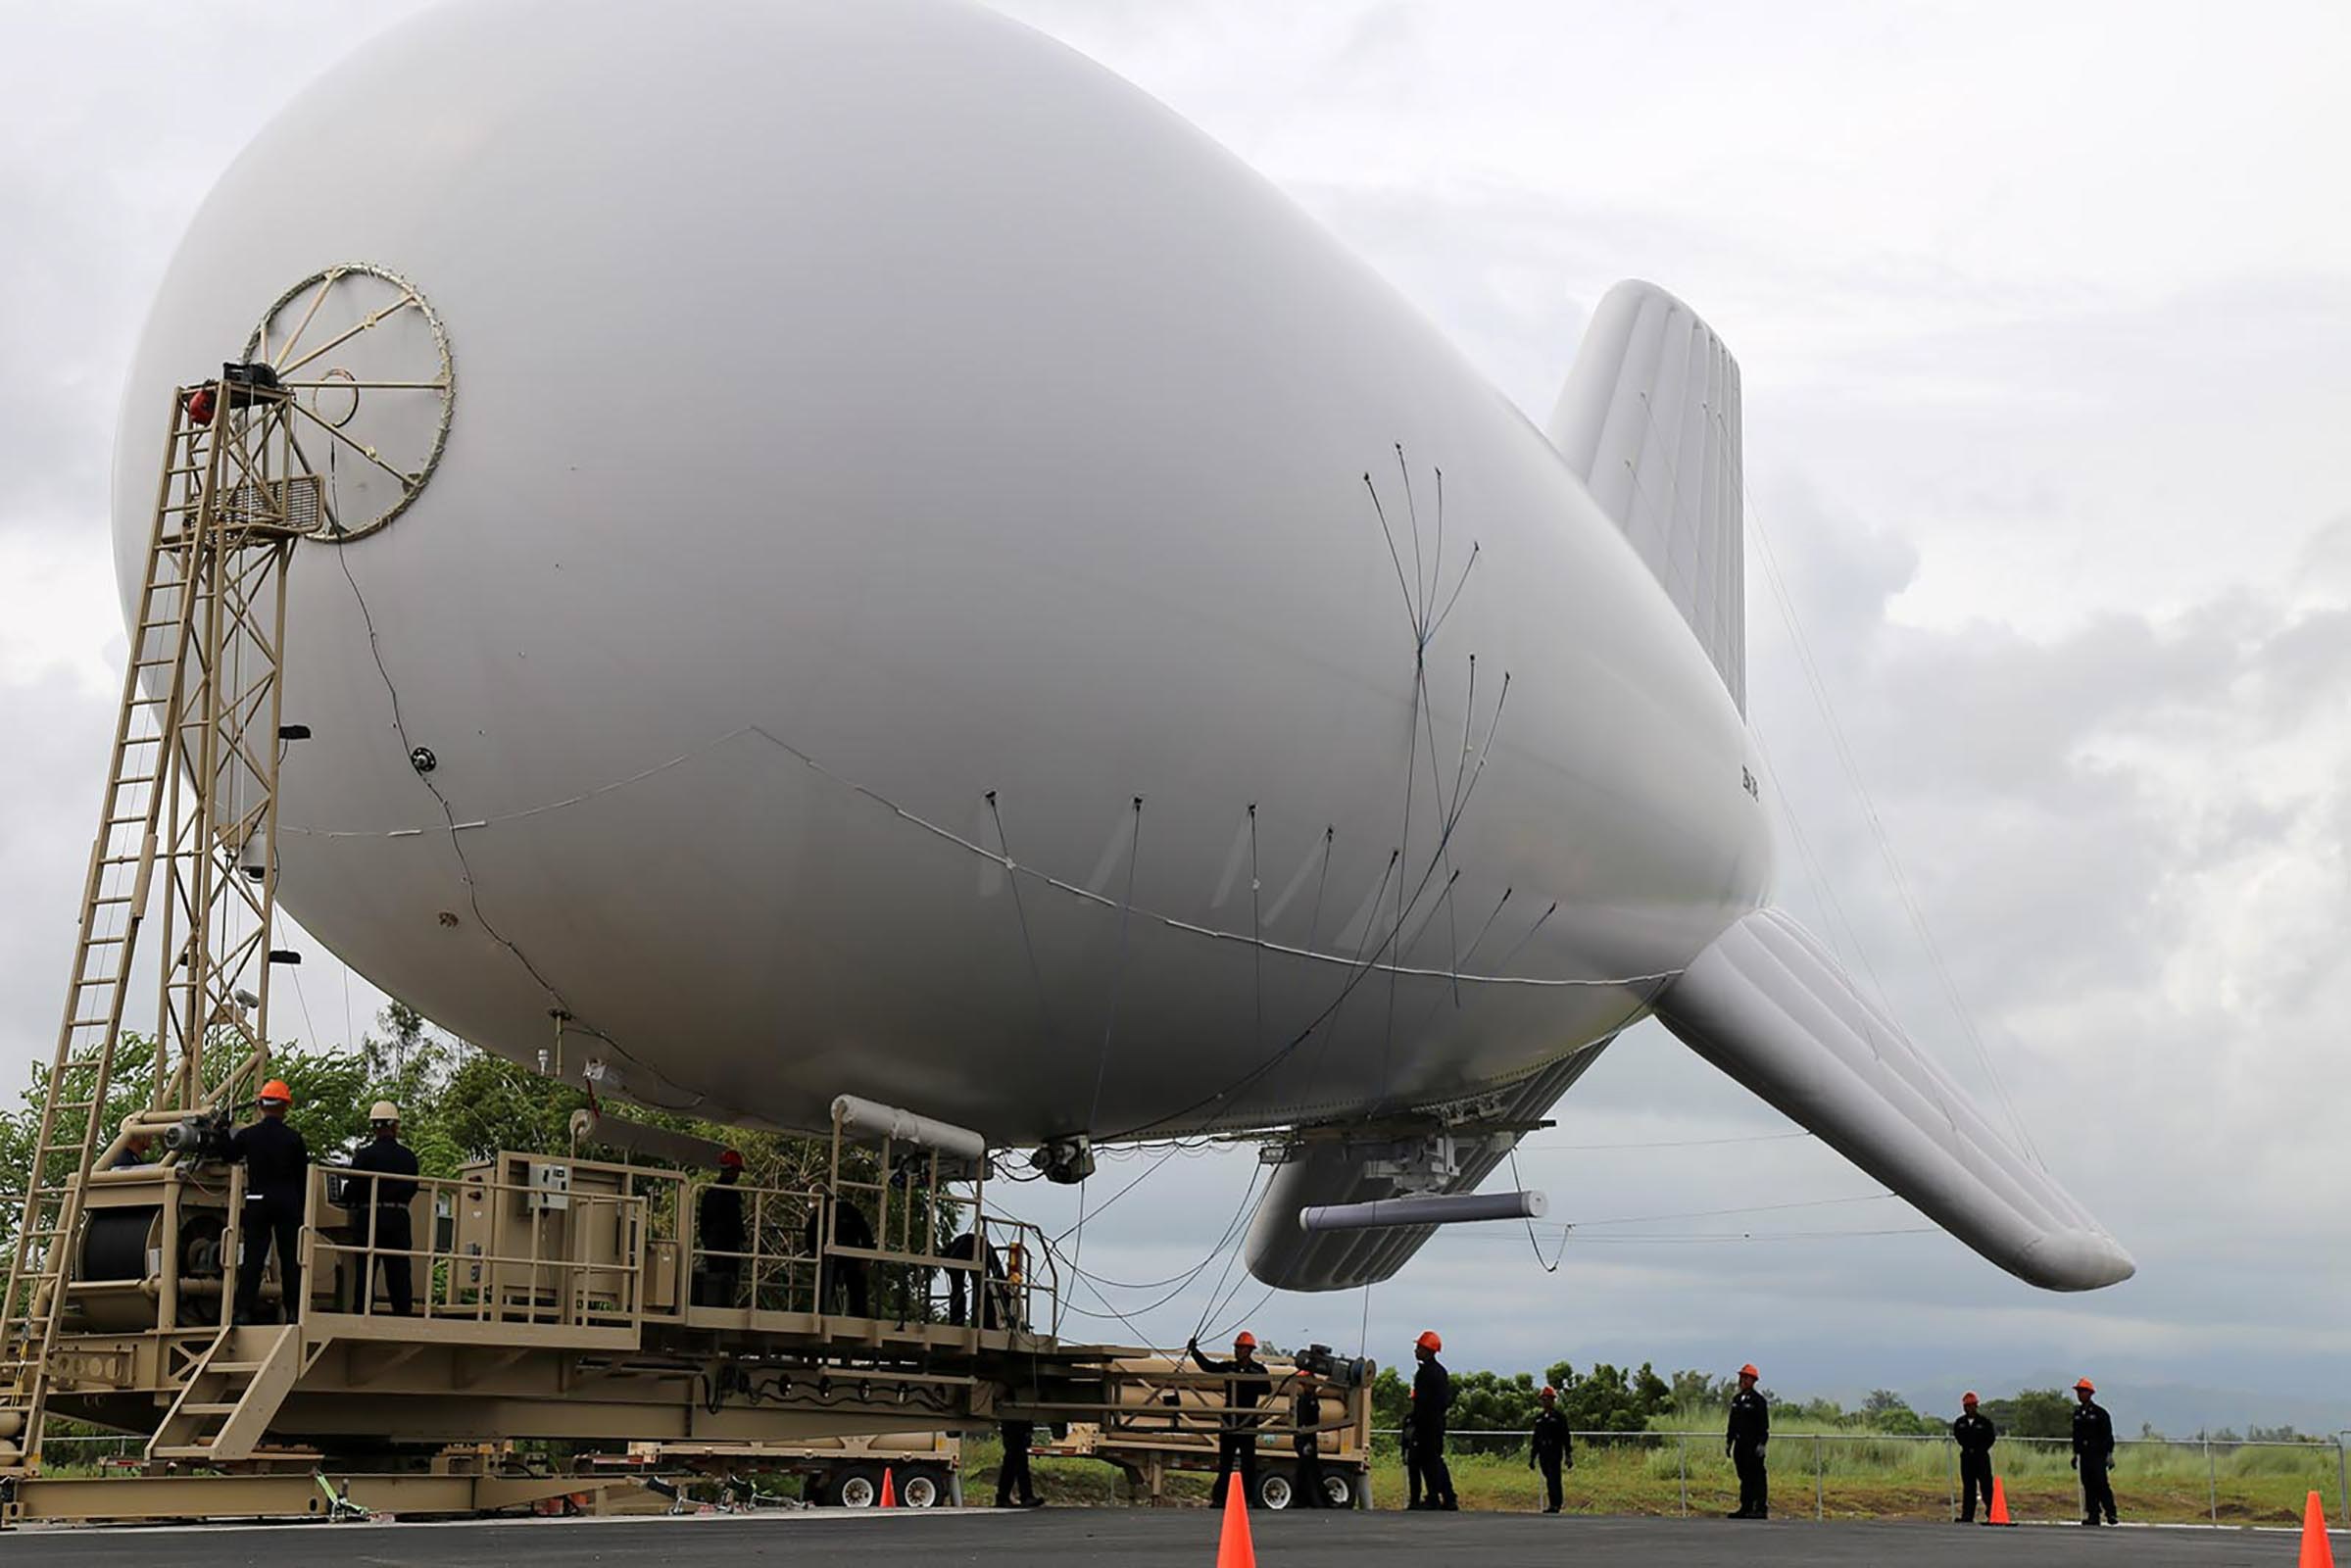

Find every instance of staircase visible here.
[146,1324,305,1463]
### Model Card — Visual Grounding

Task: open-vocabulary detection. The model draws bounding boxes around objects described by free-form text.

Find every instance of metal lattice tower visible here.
[0,369,307,1476]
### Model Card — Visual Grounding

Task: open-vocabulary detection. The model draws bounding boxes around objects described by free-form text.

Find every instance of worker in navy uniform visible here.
[2071,1377,2118,1526]
[803,1189,874,1316]
[1953,1391,1997,1523]
[996,1416,1042,1507]
[1529,1384,1573,1513]
[345,1101,419,1315]
[1187,1330,1271,1507]
[1410,1330,1458,1510]
[944,1230,1009,1329]
[228,1078,310,1325]
[1291,1369,1329,1507]
[695,1150,747,1306]
[1400,1388,1421,1508]
[1726,1362,1770,1518]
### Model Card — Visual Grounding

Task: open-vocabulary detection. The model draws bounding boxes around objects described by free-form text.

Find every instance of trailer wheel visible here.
[1255,1466,1295,1510]
[898,1468,945,1509]
[831,1465,883,1507]
[1321,1469,1360,1509]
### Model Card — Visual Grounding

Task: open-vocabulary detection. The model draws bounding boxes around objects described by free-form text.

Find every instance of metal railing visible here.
[301,1162,1059,1341]
[1371,1428,2350,1525]
[306,1164,649,1330]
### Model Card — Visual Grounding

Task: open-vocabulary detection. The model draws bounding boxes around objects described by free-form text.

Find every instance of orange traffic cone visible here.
[879,1466,897,1508]
[2302,1491,2336,1568]
[1986,1476,2015,1526]
[1215,1477,1255,1567]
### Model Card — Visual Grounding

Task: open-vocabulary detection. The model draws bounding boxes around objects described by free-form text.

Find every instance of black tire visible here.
[898,1467,946,1509]
[1255,1466,1296,1511]
[830,1464,883,1508]
[1319,1469,1358,1510]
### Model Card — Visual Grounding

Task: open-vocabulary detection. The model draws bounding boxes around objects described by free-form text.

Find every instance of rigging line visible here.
[1070,797,1143,1318]
[1748,729,1896,1026]
[1430,466,1445,631]
[1346,851,1401,970]
[1621,399,1942,1131]
[1409,657,1465,1000]
[1043,1232,1232,1321]
[986,791,1055,1041]
[1362,470,1424,641]
[1049,1143,1177,1246]
[1448,656,1479,826]
[1356,1278,1371,1360]
[1380,653,1433,1112]
[288,968,321,1054]
[1492,899,1559,973]
[1396,444,1428,629]
[1209,1281,1280,1345]
[1508,1146,1566,1273]
[1127,752,1542,1143]
[1425,541,1482,646]
[1188,1161,1268,1342]
[1733,453,2028,1160]
[1302,826,1336,955]
[1566,1192,1894,1229]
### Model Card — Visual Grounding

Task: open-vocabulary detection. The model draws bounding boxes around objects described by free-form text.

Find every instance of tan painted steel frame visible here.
[4,1467,644,1526]
[3,376,306,1476]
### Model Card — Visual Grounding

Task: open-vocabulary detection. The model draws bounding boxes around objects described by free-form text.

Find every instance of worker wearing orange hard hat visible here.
[1953,1393,1997,1523]
[1187,1328,1270,1507]
[1725,1362,1770,1518]
[2070,1378,2118,1526]
[228,1077,311,1325]
[1409,1329,1458,1509]
[1529,1385,1573,1513]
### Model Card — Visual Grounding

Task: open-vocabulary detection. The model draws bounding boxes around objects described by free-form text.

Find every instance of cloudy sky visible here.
[5,1,2348,1433]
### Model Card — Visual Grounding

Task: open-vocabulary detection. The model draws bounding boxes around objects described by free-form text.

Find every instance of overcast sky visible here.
[4,1,2347,1433]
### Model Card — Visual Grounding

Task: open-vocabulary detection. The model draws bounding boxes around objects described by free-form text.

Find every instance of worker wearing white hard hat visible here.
[347,1100,419,1315]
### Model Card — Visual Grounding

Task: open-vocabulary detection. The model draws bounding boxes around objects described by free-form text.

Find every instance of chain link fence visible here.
[1371,1428,2348,1525]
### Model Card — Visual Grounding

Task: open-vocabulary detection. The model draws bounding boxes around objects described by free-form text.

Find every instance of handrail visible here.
[305,1163,648,1329]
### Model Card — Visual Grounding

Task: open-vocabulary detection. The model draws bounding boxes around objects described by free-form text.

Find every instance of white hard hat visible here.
[369,1101,401,1123]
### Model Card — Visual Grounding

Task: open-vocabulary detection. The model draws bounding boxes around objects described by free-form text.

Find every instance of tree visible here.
[1982,1389,2074,1440]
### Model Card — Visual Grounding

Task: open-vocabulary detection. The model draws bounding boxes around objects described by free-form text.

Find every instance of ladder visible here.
[0,370,311,1476]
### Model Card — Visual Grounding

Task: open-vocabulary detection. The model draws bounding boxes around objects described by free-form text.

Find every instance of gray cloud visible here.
[2,0,2345,1430]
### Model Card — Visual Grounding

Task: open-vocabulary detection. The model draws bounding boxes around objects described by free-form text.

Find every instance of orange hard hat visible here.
[1540,1386,1557,1399]
[1233,1331,1256,1349]
[258,1079,293,1104]
[2074,1378,2095,1393]
[1739,1363,1759,1379]
[1962,1392,1980,1405]
[1415,1330,1442,1352]
[717,1149,744,1169]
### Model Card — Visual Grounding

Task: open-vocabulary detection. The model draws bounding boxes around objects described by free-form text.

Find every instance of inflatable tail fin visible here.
[1653,908,2134,1291]
[1546,280,1744,711]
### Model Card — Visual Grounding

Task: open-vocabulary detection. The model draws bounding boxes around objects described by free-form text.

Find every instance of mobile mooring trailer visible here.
[1034,1351,1376,1509]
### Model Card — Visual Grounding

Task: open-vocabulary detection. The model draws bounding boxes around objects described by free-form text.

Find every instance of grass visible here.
[958,1432,2345,1527]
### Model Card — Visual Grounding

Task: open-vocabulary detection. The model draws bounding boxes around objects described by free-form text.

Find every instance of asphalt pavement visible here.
[8,1506,2336,1567]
